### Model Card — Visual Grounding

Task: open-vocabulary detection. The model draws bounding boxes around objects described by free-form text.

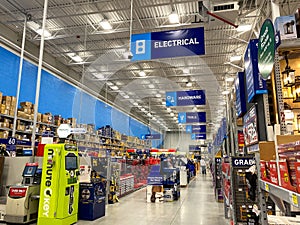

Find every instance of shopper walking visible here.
[200,158,206,175]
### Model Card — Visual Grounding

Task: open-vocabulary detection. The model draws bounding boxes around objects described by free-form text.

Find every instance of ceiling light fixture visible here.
[169,11,179,24]
[110,86,119,90]
[36,28,52,38]
[222,90,230,95]
[230,55,242,62]
[225,77,235,82]
[156,94,161,98]
[100,19,112,30]
[123,95,130,99]
[167,108,171,112]
[139,71,146,77]
[133,102,138,106]
[70,55,83,63]
[186,82,192,87]
[170,112,175,116]
[148,84,155,88]
[27,21,52,38]
[141,108,146,111]
[236,24,252,32]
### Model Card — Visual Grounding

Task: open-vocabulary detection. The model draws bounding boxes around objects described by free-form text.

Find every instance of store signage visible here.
[191,133,206,140]
[235,72,247,117]
[189,145,201,151]
[238,130,245,153]
[131,27,205,61]
[258,19,276,80]
[57,124,86,138]
[186,125,206,133]
[143,134,161,140]
[232,157,256,167]
[166,90,205,107]
[243,106,258,147]
[9,187,27,198]
[245,39,268,102]
[6,137,16,151]
[178,112,206,124]
[246,143,259,153]
[275,31,281,49]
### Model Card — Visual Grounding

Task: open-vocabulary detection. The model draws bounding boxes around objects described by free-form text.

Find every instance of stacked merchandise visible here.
[78,169,106,221]
[231,157,258,224]
[222,158,231,219]
[261,140,300,193]
[119,174,134,197]
[276,141,300,193]
[108,162,120,204]
[160,157,180,202]
[212,157,223,202]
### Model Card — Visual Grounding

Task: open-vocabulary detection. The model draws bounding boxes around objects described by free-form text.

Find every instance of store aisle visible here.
[77,175,228,225]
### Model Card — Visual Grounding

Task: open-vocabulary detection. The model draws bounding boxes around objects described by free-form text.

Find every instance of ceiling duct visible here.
[198,1,239,27]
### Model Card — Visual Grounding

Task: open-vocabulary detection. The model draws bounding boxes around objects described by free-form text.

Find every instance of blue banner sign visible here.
[191,133,206,140]
[189,145,201,151]
[245,39,268,102]
[232,157,256,167]
[178,112,206,124]
[143,134,161,140]
[166,90,205,107]
[235,72,247,117]
[186,125,206,133]
[131,27,205,61]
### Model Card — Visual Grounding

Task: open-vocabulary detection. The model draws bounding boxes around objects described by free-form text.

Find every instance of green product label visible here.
[258,19,275,80]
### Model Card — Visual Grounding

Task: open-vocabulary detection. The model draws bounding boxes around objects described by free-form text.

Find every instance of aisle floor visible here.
[77,174,228,225]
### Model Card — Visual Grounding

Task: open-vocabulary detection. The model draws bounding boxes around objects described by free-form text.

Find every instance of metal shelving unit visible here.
[260,180,300,209]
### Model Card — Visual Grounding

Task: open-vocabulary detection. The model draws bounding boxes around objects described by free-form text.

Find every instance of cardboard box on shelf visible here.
[9,110,14,116]
[2,96,11,105]
[37,113,42,122]
[68,118,76,127]
[0,109,8,115]
[274,15,297,40]
[0,131,9,139]
[0,92,2,104]
[20,102,33,108]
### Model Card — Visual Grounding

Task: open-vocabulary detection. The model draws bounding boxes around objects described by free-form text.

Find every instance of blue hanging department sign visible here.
[245,39,268,103]
[189,145,201,151]
[191,133,206,140]
[178,112,206,124]
[235,72,247,117]
[143,134,161,140]
[186,125,206,133]
[131,27,205,61]
[166,90,206,107]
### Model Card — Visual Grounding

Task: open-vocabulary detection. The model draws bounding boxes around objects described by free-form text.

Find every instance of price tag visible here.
[290,193,298,207]
[265,183,269,192]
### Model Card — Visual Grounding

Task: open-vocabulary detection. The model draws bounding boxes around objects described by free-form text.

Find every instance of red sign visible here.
[238,131,245,147]
[9,187,27,198]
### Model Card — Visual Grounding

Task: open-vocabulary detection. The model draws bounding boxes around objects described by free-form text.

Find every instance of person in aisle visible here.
[200,157,206,175]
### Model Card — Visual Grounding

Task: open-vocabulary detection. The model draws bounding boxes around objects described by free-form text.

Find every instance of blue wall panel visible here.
[0,46,159,141]
[0,47,19,96]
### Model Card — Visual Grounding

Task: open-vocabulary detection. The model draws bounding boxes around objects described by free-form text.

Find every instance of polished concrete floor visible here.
[76,174,229,225]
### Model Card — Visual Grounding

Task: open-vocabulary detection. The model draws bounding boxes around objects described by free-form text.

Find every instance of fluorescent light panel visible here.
[100,19,112,30]
[230,55,242,62]
[169,11,179,24]
[237,24,252,32]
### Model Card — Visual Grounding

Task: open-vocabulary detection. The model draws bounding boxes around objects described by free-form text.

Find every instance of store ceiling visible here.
[0,0,299,139]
